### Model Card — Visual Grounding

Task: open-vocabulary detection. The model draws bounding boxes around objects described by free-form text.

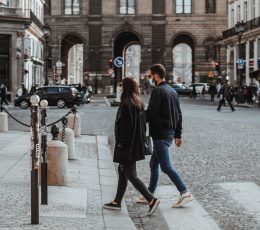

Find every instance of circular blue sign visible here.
[114,57,124,68]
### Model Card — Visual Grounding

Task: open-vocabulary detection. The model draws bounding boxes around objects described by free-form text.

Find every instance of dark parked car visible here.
[14,86,81,109]
[172,84,192,96]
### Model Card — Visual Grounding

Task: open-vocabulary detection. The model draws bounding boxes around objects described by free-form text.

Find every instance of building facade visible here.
[223,0,260,86]
[44,0,228,93]
[0,0,45,99]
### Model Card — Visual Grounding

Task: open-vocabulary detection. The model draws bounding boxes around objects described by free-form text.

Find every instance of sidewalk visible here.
[0,131,136,230]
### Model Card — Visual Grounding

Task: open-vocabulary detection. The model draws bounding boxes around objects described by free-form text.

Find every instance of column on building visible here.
[245,40,250,85]
[151,0,165,65]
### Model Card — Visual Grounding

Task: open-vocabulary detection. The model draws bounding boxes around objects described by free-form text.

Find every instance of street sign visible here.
[114,57,124,68]
[236,59,245,65]
[237,64,244,70]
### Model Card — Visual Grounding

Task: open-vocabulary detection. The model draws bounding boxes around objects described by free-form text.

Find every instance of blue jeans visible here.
[148,137,188,194]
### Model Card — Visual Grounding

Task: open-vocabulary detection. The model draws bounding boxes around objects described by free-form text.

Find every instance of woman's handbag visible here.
[145,136,153,155]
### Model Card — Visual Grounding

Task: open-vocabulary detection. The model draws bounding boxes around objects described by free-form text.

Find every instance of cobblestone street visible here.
[6,96,260,229]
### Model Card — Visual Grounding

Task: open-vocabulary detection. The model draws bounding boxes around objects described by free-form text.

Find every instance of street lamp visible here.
[43,24,51,86]
[234,21,246,87]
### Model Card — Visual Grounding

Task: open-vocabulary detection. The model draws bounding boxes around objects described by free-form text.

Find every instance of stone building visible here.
[0,0,45,99]
[45,0,228,93]
[223,0,260,86]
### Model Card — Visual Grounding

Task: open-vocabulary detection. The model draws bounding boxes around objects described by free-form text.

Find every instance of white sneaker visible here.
[172,193,193,208]
[135,195,149,204]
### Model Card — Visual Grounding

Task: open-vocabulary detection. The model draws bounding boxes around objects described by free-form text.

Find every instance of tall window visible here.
[231,9,234,27]
[206,0,216,14]
[176,0,192,14]
[64,0,80,15]
[119,0,135,15]
[125,44,141,83]
[251,0,255,19]
[172,43,192,85]
[237,5,241,22]
[243,1,248,22]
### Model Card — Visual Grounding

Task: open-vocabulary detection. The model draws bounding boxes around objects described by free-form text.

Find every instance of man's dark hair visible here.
[149,64,166,79]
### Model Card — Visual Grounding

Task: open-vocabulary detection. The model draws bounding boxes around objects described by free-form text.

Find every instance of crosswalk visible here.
[156,182,260,230]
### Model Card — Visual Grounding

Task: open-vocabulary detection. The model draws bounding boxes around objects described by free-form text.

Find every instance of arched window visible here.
[119,0,135,15]
[124,44,141,83]
[64,0,80,15]
[172,43,192,84]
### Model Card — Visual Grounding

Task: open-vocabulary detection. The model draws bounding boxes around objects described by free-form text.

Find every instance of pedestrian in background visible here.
[29,85,36,95]
[16,86,23,97]
[136,64,193,208]
[208,83,217,103]
[257,85,260,107]
[0,83,9,106]
[103,77,160,216]
[21,83,28,95]
[217,84,235,112]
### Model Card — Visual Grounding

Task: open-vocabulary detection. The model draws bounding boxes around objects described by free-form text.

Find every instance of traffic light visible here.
[215,62,220,74]
[109,58,113,67]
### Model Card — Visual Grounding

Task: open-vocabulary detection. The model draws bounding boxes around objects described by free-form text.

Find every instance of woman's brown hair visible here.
[121,77,144,110]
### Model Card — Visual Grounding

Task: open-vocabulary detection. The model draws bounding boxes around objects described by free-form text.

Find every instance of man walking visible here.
[137,64,193,208]
[0,83,9,106]
[217,84,235,112]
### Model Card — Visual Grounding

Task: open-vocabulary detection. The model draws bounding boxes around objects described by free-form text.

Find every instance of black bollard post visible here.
[30,95,40,225]
[40,100,48,205]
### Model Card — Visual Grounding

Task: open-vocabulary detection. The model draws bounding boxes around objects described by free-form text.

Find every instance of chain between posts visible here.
[61,117,68,142]
[0,105,73,128]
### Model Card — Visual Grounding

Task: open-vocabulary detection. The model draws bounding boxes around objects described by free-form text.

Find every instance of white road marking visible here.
[156,186,220,230]
[220,182,260,224]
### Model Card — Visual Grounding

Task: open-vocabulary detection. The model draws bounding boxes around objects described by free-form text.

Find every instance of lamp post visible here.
[235,21,246,87]
[43,24,51,86]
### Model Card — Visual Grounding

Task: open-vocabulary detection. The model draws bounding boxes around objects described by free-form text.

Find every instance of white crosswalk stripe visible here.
[157,186,220,230]
[157,182,260,229]
[219,182,260,224]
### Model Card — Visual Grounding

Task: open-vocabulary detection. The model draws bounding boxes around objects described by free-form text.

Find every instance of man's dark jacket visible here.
[114,99,147,164]
[146,82,182,139]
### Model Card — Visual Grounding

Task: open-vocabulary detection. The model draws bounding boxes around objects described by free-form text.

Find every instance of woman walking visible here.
[103,77,160,216]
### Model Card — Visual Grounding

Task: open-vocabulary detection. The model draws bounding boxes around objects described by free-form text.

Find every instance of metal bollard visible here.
[30,95,40,225]
[40,100,48,205]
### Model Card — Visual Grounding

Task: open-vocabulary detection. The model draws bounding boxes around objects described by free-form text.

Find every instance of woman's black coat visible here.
[113,99,146,164]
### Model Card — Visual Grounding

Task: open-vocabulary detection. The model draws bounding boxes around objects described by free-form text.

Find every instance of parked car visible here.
[172,84,192,96]
[14,85,81,109]
[189,83,209,94]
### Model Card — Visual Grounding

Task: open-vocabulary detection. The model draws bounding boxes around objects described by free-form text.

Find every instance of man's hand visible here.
[175,138,182,147]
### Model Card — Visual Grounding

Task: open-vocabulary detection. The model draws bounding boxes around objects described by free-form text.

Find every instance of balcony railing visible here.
[222,16,260,39]
[0,6,30,18]
[0,6,44,30]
